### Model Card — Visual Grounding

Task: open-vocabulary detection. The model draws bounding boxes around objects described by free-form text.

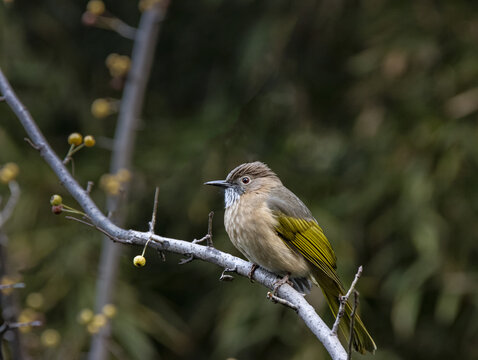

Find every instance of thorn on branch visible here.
[86,181,94,194]
[266,292,298,312]
[219,266,237,282]
[23,137,40,150]
[156,248,166,261]
[178,254,194,265]
[331,265,363,336]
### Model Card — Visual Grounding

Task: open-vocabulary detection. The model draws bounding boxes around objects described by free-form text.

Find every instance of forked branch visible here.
[0,69,348,360]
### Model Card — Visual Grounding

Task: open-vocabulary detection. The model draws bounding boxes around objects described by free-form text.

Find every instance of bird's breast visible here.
[224,193,310,277]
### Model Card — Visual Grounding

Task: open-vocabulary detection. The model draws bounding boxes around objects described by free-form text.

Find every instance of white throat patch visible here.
[224,188,240,208]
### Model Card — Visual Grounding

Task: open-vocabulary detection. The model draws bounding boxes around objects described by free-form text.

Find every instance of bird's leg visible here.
[248,263,259,282]
[272,273,293,295]
[266,273,298,312]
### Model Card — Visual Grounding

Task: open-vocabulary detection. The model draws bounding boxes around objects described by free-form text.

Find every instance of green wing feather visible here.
[274,215,340,282]
[267,187,377,354]
[266,187,338,279]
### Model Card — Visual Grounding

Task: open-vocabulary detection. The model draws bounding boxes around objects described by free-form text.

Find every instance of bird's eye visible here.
[241,176,250,184]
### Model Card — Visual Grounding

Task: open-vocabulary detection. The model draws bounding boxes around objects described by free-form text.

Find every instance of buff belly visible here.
[224,194,310,277]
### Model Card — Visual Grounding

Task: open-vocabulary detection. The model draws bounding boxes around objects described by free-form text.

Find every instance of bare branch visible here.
[347,290,359,360]
[89,4,167,359]
[0,43,348,360]
[331,266,363,336]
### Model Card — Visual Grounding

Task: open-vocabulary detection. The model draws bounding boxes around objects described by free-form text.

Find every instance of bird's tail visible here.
[312,270,377,354]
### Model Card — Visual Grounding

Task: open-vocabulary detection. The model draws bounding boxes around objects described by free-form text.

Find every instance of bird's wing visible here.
[267,187,339,282]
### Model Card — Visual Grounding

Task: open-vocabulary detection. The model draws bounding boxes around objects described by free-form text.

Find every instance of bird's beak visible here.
[204,180,231,188]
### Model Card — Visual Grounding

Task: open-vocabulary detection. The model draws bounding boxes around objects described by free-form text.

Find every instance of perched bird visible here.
[205,161,376,354]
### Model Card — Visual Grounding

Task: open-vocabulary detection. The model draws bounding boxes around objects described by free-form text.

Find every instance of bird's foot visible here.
[272,273,293,295]
[248,263,259,283]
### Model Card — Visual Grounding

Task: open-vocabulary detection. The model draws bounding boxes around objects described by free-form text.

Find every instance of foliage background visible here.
[1,0,478,359]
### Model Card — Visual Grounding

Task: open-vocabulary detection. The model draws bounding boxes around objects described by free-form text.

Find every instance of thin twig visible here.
[219,266,236,281]
[149,187,159,233]
[0,282,25,290]
[178,212,215,263]
[267,292,298,312]
[331,266,363,336]
[94,16,137,39]
[347,290,359,360]
[0,320,42,335]
[178,255,194,265]
[0,181,21,229]
[206,211,214,247]
[86,181,94,194]
[64,216,121,242]
[23,137,40,150]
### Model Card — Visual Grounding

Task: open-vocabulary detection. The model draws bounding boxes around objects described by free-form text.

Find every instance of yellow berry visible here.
[18,308,37,333]
[0,162,19,183]
[133,255,146,267]
[139,0,161,12]
[106,180,121,195]
[50,194,63,206]
[91,314,107,329]
[41,329,60,347]
[105,53,120,68]
[77,308,94,324]
[87,322,99,334]
[116,168,131,183]
[26,292,44,309]
[84,135,96,147]
[68,133,83,146]
[102,304,117,318]
[87,0,105,16]
[107,55,131,77]
[0,276,15,295]
[91,98,113,119]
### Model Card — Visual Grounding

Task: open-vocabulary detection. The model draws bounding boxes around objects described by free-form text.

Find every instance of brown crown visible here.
[226,162,279,182]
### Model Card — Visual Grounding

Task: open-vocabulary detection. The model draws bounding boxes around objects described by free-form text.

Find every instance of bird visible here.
[205,161,376,354]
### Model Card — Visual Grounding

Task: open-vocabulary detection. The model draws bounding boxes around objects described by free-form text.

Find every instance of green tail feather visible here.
[313,270,377,354]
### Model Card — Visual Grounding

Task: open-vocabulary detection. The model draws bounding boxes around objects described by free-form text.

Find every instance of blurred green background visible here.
[1,0,478,359]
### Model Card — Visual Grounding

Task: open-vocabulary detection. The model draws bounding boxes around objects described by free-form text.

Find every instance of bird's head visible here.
[205,161,281,208]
